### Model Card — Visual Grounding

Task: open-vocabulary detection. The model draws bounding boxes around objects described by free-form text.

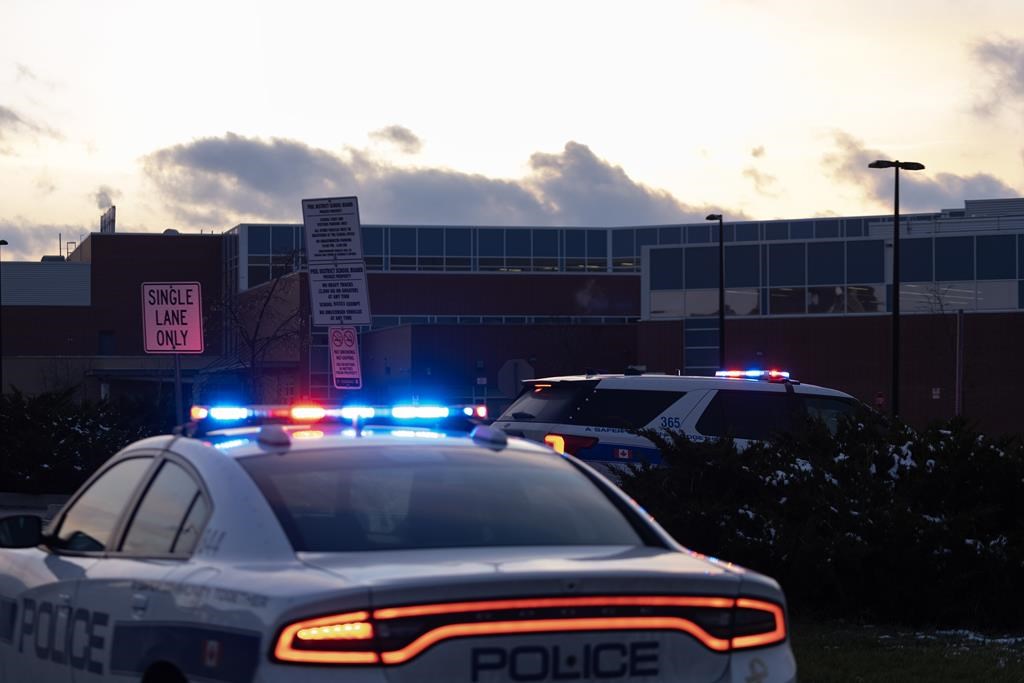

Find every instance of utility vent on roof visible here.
[962,198,1024,218]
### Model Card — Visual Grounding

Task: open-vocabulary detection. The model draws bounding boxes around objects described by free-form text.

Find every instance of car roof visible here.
[527,373,855,399]
[184,424,557,460]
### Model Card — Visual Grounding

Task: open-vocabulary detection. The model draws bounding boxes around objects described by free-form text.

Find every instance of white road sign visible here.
[141,282,204,354]
[329,326,362,389]
[302,196,371,326]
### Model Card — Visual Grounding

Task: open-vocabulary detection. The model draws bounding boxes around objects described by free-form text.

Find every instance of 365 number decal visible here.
[659,416,682,429]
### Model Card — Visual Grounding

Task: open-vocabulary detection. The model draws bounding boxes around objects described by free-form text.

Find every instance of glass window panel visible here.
[612,229,634,257]
[900,238,933,282]
[418,228,443,256]
[506,229,530,256]
[808,242,844,285]
[685,348,720,368]
[650,248,684,290]
[685,246,719,289]
[815,219,840,238]
[769,287,805,314]
[478,229,504,257]
[696,390,795,440]
[445,228,471,256]
[1020,280,1024,309]
[769,243,806,286]
[1020,236,1024,277]
[532,230,558,257]
[935,237,973,281]
[389,256,416,270]
[687,225,710,244]
[505,257,530,271]
[808,286,845,314]
[57,458,152,552]
[363,227,383,255]
[649,291,685,318]
[534,257,558,271]
[791,222,813,239]
[685,329,718,347]
[247,266,269,288]
[845,218,865,237]
[976,235,1016,280]
[846,240,884,283]
[478,257,504,271]
[122,461,202,556]
[846,284,884,313]
[726,288,760,316]
[587,230,607,257]
[723,225,735,242]
[659,226,682,244]
[444,256,471,271]
[390,227,416,255]
[565,257,587,271]
[272,225,294,254]
[685,289,719,316]
[247,225,270,253]
[725,245,759,287]
[565,230,586,257]
[735,223,759,241]
[637,228,658,251]
[766,222,789,240]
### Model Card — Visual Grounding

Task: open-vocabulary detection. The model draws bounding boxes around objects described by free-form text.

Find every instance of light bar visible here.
[340,406,376,420]
[208,406,251,421]
[715,369,791,381]
[391,406,450,419]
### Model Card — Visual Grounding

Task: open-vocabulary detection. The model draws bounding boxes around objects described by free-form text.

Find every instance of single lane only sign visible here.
[141,282,205,354]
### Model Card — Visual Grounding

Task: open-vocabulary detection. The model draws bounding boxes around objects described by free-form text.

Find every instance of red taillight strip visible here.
[274,610,378,664]
[380,616,731,664]
[373,595,734,620]
[731,598,787,649]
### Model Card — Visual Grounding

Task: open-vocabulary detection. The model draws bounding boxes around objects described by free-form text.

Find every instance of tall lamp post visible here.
[0,239,7,395]
[705,214,725,369]
[867,160,925,418]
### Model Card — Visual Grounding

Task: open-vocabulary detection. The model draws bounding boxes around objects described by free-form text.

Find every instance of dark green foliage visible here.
[0,389,172,494]
[618,409,1024,628]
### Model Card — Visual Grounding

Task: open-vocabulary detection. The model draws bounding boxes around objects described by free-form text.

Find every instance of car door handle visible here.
[131,593,149,614]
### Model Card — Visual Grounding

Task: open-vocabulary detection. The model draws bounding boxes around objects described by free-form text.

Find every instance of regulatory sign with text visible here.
[302,196,371,326]
[141,282,204,354]
[329,326,362,389]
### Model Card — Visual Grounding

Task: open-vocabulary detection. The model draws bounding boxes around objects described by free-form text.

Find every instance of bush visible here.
[0,389,172,494]
[617,409,1024,628]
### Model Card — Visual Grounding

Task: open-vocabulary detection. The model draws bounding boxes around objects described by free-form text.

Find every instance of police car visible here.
[0,402,795,683]
[494,370,860,465]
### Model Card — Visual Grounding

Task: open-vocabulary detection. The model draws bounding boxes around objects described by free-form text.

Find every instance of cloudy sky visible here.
[2,0,1023,261]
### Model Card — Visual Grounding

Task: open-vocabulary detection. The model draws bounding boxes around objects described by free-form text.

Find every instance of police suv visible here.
[0,402,795,683]
[494,370,859,464]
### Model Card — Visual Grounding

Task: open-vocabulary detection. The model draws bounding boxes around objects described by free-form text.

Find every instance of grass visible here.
[791,618,1024,682]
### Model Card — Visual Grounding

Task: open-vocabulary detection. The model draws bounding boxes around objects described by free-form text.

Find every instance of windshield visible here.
[240,445,644,552]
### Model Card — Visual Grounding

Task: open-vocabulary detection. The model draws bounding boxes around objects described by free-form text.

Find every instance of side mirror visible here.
[0,514,44,548]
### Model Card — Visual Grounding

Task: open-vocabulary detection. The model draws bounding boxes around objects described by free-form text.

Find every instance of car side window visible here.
[801,396,858,434]
[569,389,686,429]
[121,460,208,556]
[695,390,795,440]
[55,457,153,552]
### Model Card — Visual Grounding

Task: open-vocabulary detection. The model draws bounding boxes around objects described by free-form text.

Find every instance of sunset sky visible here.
[2,0,1023,261]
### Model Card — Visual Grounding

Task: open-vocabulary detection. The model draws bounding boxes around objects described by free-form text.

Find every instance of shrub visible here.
[0,388,171,494]
[617,409,1024,628]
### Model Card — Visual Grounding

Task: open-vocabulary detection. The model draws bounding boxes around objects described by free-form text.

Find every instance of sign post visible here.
[329,326,362,390]
[141,282,204,423]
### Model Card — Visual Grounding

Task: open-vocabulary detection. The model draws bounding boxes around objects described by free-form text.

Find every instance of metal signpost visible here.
[141,282,204,423]
[329,326,362,389]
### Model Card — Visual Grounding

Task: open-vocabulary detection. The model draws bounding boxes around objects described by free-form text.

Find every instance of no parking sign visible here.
[329,326,362,389]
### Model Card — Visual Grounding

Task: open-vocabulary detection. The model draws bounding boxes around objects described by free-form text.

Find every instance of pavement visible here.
[0,493,69,522]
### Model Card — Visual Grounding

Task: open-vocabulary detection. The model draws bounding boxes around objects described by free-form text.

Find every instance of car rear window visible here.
[240,446,644,552]
[499,382,683,429]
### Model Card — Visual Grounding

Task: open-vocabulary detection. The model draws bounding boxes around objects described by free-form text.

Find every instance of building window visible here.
[271,225,294,254]
[248,225,270,254]
[808,286,845,314]
[765,222,789,241]
[769,243,805,286]
[390,227,416,255]
[769,287,805,314]
[900,238,933,282]
[650,248,683,290]
[725,245,759,288]
[791,222,813,239]
[808,242,844,285]
[612,229,635,270]
[976,235,1016,280]
[735,223,759,241]
[935,236,974,281]
[685,246,718,289]
[846,240,884,283]
[815,219,841,238]
[846,284,884,313]
[686,225,710,244]
[418,228,443,256]
[659,226,682,245]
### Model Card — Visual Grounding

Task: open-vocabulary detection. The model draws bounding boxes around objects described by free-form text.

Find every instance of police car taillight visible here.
[544,433,598,455]
[273,596,786,665]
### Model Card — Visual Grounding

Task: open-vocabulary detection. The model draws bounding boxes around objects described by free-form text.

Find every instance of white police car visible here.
[494,370,859,464]
[0,402,795,683]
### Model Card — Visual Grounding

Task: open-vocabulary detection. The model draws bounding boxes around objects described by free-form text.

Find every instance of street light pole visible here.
[0,239,7,395]
[868,160,925,419]
[706,214,725,369]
